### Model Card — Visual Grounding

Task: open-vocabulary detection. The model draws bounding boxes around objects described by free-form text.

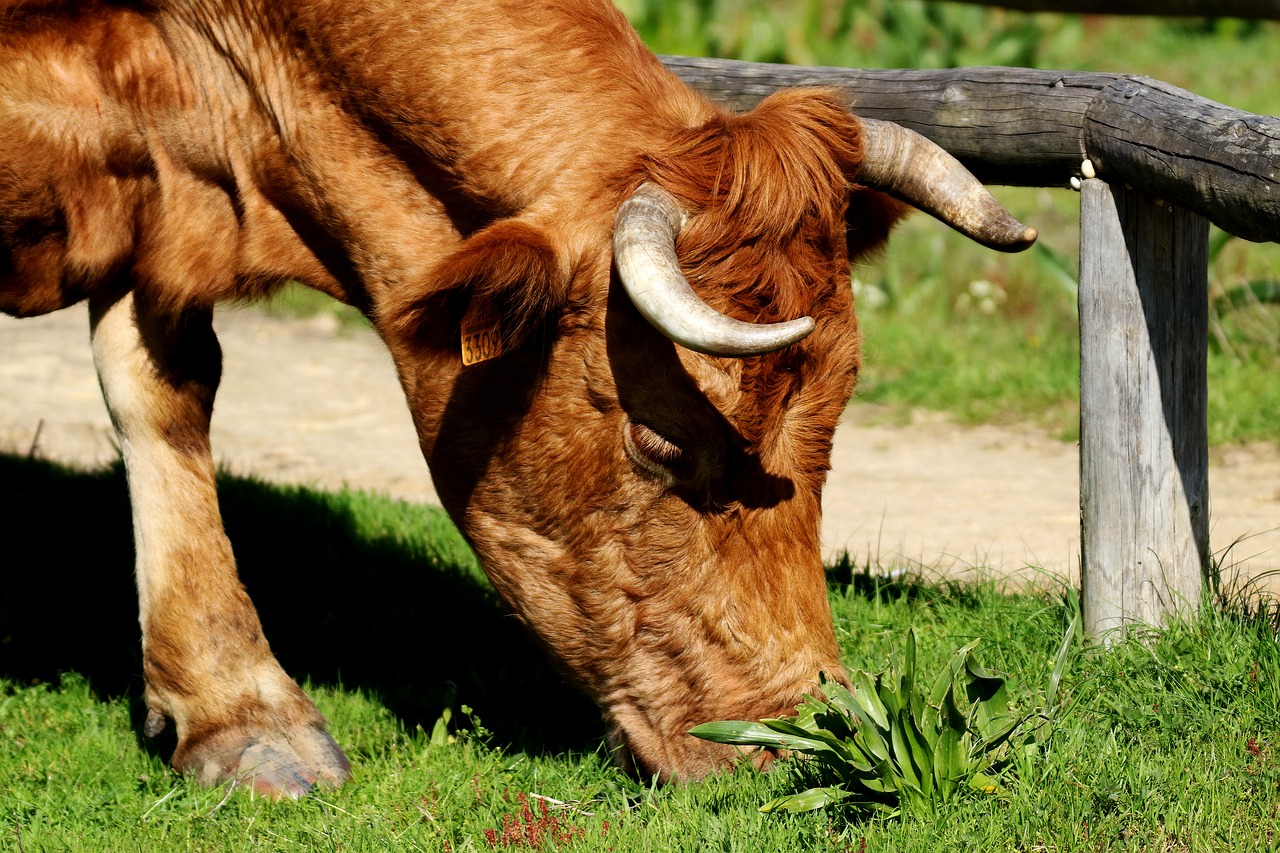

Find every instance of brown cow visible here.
[0,0,1034,795]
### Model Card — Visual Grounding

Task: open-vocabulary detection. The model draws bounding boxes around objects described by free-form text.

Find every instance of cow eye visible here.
[624,419,689,479]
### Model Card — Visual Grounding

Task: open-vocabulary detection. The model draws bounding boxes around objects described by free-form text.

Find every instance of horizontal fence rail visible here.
[661,58,1280,243]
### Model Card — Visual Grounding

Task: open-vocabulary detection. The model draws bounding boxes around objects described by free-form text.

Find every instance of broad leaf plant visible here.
[691,625,1075,816]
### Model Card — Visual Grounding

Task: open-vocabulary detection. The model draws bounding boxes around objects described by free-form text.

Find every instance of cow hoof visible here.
[173,724,352,799]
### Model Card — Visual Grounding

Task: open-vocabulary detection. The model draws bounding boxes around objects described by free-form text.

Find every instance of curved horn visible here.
[858,118,1037,252]
[613,183,815,357]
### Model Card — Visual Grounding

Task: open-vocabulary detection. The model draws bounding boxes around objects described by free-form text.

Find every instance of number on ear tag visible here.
[461,298,504,366]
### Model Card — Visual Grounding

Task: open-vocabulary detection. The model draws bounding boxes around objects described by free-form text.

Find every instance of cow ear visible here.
[845,187,912,262]
[385,219,571,362]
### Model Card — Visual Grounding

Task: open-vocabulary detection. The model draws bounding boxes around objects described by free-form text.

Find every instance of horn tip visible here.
[991,224,1038,253]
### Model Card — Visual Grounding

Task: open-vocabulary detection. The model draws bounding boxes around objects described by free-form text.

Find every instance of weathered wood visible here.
[1085,77,1280,243]
[1078,180,1210,640]
[949,0,1280,18]
[661,57,1280,242]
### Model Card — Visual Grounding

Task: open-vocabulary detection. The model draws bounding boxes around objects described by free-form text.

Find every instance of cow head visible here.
[381,89,1032,780]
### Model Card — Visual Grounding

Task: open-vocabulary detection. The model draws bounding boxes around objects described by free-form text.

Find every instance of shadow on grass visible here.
[824,551,999,610]
[0,453,601,757]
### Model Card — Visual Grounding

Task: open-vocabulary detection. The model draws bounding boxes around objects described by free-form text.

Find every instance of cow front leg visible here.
[90,292,350,797]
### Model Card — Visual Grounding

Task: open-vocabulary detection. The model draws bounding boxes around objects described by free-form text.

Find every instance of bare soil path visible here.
[4,304,1278,590]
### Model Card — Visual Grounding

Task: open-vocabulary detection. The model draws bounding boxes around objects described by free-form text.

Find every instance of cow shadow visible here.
[0,452,602,759]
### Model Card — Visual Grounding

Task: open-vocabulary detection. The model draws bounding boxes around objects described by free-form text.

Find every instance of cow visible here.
[0,0,1034,796]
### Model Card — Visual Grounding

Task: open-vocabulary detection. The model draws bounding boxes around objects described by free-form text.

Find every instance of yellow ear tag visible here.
[460,298,505,366]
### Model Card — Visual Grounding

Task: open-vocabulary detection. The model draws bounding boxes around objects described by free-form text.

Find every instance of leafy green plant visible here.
[618,0,1053,69]
[692,626,1074,817]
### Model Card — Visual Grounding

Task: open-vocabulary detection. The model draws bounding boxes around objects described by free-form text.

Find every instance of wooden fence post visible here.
[1078,179,1211,640]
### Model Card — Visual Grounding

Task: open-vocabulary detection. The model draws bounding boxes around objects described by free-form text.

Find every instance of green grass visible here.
[4,456,1280,849]
[257,284,368,329]
[851,193,1280,445]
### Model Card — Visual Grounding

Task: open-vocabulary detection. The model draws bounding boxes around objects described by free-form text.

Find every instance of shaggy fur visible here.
[2,0,908,790]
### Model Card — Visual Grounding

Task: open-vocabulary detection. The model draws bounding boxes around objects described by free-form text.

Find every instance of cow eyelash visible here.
[625,420,688,477]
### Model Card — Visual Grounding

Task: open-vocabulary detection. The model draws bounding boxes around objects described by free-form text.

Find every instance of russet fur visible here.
[1,0,916,791]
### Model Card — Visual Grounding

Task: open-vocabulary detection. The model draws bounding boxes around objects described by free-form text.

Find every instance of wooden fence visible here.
[659,57,1280,640]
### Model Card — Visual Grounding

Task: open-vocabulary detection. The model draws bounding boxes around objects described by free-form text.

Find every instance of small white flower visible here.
[852,278,888,310]
[959,280,1006,315]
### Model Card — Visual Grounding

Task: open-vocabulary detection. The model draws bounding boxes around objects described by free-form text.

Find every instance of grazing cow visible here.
[0,0,1034,795]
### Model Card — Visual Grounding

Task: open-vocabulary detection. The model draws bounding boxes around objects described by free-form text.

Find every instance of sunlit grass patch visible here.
[4,456,1280,849]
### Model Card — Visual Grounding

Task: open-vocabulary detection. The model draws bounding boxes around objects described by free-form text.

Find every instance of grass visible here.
[4,455,1280,850]
[852,193,1280,444]
[257,284,368,329]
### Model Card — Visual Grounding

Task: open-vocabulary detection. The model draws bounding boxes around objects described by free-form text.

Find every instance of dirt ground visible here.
[4,304,1278,590]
